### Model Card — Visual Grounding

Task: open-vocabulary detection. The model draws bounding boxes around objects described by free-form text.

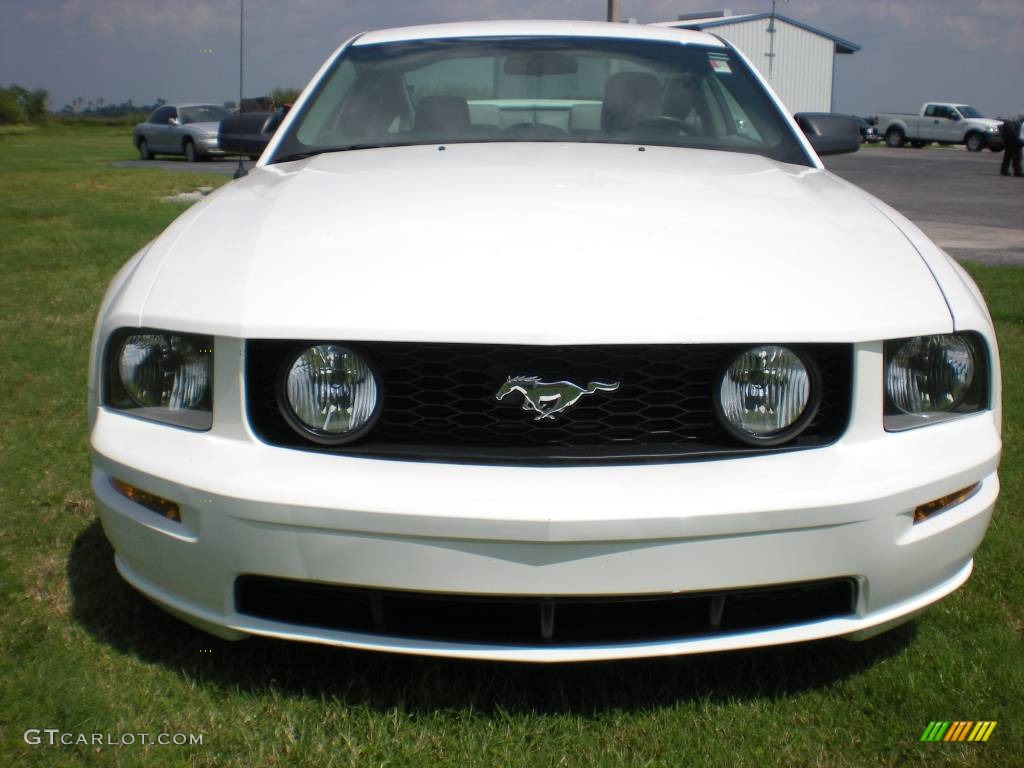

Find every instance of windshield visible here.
[957,106,983,119]
[180,105,230,124]
[270,36,810,166]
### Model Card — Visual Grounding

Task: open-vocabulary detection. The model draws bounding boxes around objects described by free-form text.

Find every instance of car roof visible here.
[354,19,724,48]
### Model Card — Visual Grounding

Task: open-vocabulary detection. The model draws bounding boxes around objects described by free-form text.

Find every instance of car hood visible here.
[128,143,952,344]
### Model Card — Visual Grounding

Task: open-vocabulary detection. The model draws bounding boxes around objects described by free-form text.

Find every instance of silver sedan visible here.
[132,103,232,162]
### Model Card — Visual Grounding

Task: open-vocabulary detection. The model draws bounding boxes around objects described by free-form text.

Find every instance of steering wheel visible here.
[629,115,693,136]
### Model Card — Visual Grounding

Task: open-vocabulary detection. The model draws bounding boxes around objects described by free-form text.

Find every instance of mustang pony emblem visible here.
[495,376,620,420]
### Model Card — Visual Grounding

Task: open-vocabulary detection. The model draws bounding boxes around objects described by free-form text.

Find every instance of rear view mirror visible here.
[794,113,860,156]
[504,52,578,76]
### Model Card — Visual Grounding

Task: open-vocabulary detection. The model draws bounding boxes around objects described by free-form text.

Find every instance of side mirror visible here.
[951,114,962,122]
[794,112,861,156]
[261,111,283,135]
[169,117,180,126]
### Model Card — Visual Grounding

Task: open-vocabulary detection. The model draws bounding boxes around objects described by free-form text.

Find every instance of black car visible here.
[217,107,287,160]
[854,116,881,143]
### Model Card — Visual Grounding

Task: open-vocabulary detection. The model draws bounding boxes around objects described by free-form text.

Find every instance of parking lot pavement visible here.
[111,158,252,175]
[826,147,1024,266]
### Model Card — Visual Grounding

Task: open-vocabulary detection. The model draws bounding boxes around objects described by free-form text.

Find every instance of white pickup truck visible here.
[876,102,1002,151]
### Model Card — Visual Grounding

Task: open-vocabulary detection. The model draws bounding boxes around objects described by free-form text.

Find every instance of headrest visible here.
[414,95,471,134]
[664,75,699,120]
[338,71,406,137]
[601,72,661,132]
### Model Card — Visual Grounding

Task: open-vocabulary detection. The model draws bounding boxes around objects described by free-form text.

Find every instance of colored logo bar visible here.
[920,721,997,742]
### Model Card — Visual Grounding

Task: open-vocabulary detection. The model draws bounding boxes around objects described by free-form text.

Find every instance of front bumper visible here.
[195,135,226,156]
[90,341,1001,662]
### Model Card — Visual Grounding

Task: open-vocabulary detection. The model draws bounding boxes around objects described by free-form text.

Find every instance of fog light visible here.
[715,345,819,446]
[913,483,980,524]
[280,344,381,444]
[111,478,181,522]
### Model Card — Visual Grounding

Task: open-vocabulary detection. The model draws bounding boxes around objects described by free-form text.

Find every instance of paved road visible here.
[826,147,1023,266]
[111,158,253,175]
[115,146,1023,265]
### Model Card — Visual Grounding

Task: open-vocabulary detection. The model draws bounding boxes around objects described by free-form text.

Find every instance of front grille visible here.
[235,576,858,646]
[245,341,852,463]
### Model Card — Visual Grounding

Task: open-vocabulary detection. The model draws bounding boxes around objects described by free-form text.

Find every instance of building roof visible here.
[652,13,861,54]
[355,19,724,48]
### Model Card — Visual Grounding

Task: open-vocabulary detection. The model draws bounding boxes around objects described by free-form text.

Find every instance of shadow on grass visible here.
[69,519,916,715]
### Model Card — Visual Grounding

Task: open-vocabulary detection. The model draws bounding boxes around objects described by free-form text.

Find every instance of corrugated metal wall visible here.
[702,18,835,113]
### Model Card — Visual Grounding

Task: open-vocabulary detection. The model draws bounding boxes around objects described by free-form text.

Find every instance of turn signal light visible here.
[913,483,980,524]
[110,478,181,522]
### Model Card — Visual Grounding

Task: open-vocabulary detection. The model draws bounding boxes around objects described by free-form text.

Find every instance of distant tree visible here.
[0,88,25,124]
[1,84,47,123]
[25,88,48,120]
[270,86,301,106]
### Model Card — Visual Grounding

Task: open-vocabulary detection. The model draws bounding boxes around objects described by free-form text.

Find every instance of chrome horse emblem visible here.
[495,376,621,421]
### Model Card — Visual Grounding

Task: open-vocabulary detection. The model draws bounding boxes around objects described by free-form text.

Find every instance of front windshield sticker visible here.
[709,55,732,74]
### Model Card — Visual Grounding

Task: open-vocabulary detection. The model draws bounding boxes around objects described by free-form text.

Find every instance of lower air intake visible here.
[235,577,858,646]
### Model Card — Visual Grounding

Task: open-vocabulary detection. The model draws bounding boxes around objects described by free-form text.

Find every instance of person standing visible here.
[1000,112,1023,177]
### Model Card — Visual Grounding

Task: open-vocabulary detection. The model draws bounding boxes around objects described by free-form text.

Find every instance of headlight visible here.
[884,333,988,430]
[104,329,213,429]
[279,344,380,444]
[715,345,820,446]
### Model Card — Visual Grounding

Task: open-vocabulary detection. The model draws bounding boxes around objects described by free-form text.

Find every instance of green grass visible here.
[1,126,1022,767]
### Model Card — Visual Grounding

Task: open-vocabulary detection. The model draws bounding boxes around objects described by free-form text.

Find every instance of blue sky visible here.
[2,0,1022,118]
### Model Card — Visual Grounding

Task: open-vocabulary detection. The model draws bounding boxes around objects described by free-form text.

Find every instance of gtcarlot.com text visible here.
[24,729,204,746]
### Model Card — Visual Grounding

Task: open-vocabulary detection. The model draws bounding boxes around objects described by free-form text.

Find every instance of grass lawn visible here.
[0,125,1021,767]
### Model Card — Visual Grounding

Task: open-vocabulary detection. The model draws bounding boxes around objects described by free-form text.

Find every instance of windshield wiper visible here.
[272,144,407,163]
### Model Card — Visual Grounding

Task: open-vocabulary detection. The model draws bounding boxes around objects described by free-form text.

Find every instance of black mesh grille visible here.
[245,341,852,463]
[235,576,858,646]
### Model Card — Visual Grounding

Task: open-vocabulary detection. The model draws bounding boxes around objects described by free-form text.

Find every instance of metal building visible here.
[652,10,860,113]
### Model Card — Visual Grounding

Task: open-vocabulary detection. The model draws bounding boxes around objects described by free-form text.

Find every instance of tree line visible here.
[0,83,303,125]
[0,84,48,124]
[59,96,168,118]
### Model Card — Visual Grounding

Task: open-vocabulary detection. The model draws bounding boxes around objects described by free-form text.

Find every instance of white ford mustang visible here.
[88,20,1001,662]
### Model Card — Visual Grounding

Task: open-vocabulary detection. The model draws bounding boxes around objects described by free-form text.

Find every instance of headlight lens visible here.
[281,344,380,444]
[884,333,987,430]
[716,345,818,445]
[105,329,213,429]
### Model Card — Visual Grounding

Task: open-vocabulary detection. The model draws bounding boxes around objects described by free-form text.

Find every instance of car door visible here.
[944,106,967,142]
[163,107,183,153]
[147,107,175,152]
[138,109,162,149]
[921,104,945,141]
[933,106,959,142]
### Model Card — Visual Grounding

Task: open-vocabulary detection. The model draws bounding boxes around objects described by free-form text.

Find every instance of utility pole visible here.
[766,0,788,80]
[233,0,247,179]
[607,0,620,22]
